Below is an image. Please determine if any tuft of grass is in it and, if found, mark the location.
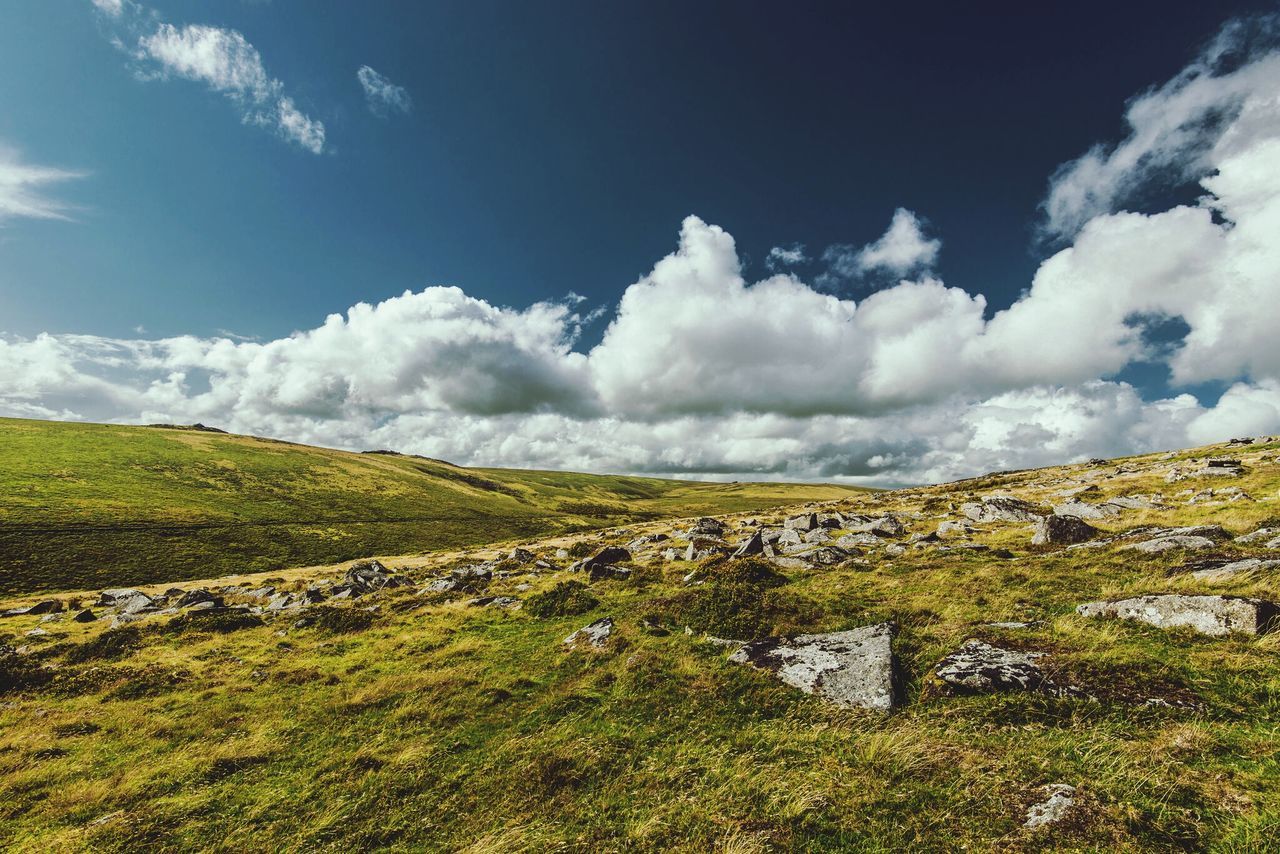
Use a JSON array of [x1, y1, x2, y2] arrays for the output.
[[63, 626, 143, 664], [298, 606, 376, 633]]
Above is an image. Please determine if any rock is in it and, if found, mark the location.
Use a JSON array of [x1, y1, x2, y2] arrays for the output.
[[345, 560, 404, 594], [933, 640, 1086, 698], [1235, 527, 1280, 545], [808, 546, 851, 565], [960, 496, 1046, 524], [1053, 500, 1121, 520], [573, 546, 632, 574], [783, 513, 819, 532], [1106, 495, 1161, 510], [1077, 594, 1279, 636], [563, 617, 613, 650], [802, 528, 831, 545], [1024, 784, 1078, 830], [776, 529, 804, 548], [508, 548, 536, 563], [176, 589, 218, 608], [846, 515, 906, 537], [884, 544, 907, 557], [1032, 514, 1099, 546], [732, 531, 765, 558], [836, 533, 882, 548], [421, 578, 458, 594], [2, 599, 65, 618], [662, 547, 684, 561], [72, 609, 97, 623], [1126, 535, 1215, 553], [588, 564, 632, 582], [688, 517, 726, 537], [729, 623, 901, 711], [1188, 558, 1280, 582], [467, 596, 519, 608], [97, 589, 150, 608], [936, 521, 973, 536]]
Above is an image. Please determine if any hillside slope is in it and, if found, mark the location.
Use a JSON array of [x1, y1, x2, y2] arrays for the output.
[[0, 418, 866, 595], [2, 436, 1280, 849]]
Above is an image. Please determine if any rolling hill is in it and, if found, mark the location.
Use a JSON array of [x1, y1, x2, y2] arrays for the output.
[[0, 417, 868, 595]]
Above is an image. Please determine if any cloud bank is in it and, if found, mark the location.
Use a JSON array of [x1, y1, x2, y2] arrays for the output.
[[9, 11, 1280, 483]]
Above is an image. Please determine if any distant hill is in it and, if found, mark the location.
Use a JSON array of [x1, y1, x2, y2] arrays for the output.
[[0, 417, 869, 594]]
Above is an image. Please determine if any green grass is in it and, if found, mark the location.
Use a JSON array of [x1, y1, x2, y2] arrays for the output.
[[3, 433, 1280, 849], [0, 417, 866, 595]]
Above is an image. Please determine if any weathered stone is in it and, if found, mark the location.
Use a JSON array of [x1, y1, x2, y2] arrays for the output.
[[176, 589, 218, 608], [1077, 594, 1279, 636], [1053, 500, 1121, 520], [933, 640, 1085, 698], [732, 531, 764, 558], [1024, 784, 1078, 830], [573, 546, 632, 574], [588, 564, 632, 582], [783, 513, 819, 532], [508, 548, 536, 563], [802, 528, 831, 545], [936, 521, 973, 536], [1188, 558, 1280, 582], [564, 617, 613, 649], [960, 496, 1046, 524], [467, 596, 520, 608], [1032, 514, 1099, 546], [688, 517, 726, 536], [72, 608, 97, 623], [1235, 527, 1280, 545], [1126, 535, 1215, 553], [729, 623, 901, 711], [345, 560, 404, 594]]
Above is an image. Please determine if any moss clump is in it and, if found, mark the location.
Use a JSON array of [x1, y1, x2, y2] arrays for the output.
[[64, 627, 143, 664], [299, 606, 376, 634], [642, 559, 819, 638], [524, 581, 599, 619], [567, 541, 595, 559], [164, 609, 264, 635]]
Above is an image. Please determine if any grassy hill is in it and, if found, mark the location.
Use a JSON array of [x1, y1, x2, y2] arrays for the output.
[[4, 433, 1280, 850], [0, 417, 867, 595]]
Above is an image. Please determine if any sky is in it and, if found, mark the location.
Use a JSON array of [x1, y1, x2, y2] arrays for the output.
[[2, 1, 1280, 485]]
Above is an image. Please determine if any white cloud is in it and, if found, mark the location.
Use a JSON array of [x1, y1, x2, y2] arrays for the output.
[[1041, 15, 1280, 240], [357, 66, 411, 116], [821, 208, 941, 284], [0, 145, 86, 223], [94, 3, 326, 154], [765, 243, 806, 271]]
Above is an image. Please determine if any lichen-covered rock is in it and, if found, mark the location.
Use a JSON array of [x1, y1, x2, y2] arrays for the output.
[[1077, 594, 1279, 636], [1187, 558, 1280, 582], [1126, 535, 1215, 553], [960, 496, 1046, 524], [563, 616, 613, 649], [729, 622, 901, 711], [933, 640, 1086, 698], [1024, 784, 1078, 829], [732, 531, 764, 558], [783, 513, 819, 532], [1032, 514, 1100, 545], [1053, 500, 1121, 520]]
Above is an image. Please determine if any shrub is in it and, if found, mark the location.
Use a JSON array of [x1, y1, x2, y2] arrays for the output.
[[567, 541, 595, 559], [641, 559, 820, 638], [524, 581, 599, 619]]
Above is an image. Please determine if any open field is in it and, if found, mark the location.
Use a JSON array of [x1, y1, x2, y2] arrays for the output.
[[0, 417, 866, 595], [2, 436, 1280, 849]]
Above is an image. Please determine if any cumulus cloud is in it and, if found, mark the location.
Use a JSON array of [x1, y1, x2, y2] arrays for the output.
[[11, 10, 1280, 483], [357, 66, 411, 116], [0, 144, 86, 223], [823, 208, 940, 281], [94, 3, 326, 153]]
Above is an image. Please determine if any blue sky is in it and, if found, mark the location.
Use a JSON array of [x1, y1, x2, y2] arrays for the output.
[[2, 1, 1280, 483]]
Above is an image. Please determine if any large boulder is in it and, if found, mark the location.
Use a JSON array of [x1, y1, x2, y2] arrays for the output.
[[1031, 514, 1099, 546], [933, 640, 1086, 698], [573, 546, 632, 574], [783, 513, 819, 532], [732, 531, 765, 558], [960, 497, 1046, 524], [729, 623, 901, 711], [1077, 594, 1279, 636]]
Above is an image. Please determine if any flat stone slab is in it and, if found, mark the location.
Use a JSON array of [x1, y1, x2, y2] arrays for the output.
[[564, 617, 613, 649], [1077, 594, 1279, 636], [1126, 535, 1216, 553], [1188, 558, 1280, 582], [933, 640, 1086, 698], [960, 496, 1046, 524], [1025, 784, 1078, 829], [729, 622, 901, 711]]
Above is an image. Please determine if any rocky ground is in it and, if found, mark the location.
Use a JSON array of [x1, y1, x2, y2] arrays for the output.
[[3, 436, 1280, 850]]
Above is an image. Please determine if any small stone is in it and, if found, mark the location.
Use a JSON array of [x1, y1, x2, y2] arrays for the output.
[[564, 617, 613, 650], [1024, 784, 1078, 830], [933, 640, 1086, 698]]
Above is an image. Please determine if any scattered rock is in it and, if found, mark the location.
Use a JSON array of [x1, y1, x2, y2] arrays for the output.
[[688, 517, 726, 537], [783, 513, 819, 532], [1053, 500, 1121, 520], [508, 548, 536, 563], [933, 640, 1086, 698], [1188, 558, 1280, 582], [732, 531, 765, 558], [72, 609, 97, 623], [1078, 594, 1279, 636], [1126, 535, 1216, 553], [729, 622, 901, 711], [563, 617, 613, 650], [468, 596, 520, 608], [1032, 514, 1099, 546]]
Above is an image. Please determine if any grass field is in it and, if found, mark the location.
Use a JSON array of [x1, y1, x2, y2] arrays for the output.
[[2, 438, 1280, 849], [0, 417, 867, 595]]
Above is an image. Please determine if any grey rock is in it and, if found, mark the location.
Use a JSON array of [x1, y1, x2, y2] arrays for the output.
[[564, 617, 613, 650], [1024, 784, 1078, 830], [688, 517, 726, 537], [1077, 594, 1279, 636], [732, 531, 765, 558], [729, 622, 901, 711], [1032, 514, 1100, 546], [573, 546, 632, 574], [176, 589, 218, 608], [1126, 535, 1215, 553], [960, 496, 1046, 524], [1235, 527, 1280, 545], [1189, 558, 1280, 582], [1106, 495, 1161, 510], [836, 533, 882, 548], [588, 564, 632, 582], [97, 589, 149, 608], [468, 596, 520, 608], [72, 609, 97, 623], [802, 528, 831, 545], [783, 513, 819, 532], [936, 521, 974, 536], [508, 548, 536, 563], [934, 640, 1086, 698], [1053, 500, 1121, 520]]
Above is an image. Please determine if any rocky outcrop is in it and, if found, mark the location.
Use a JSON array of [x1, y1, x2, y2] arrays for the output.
[[729, 622, 901, 711], [1077, 594, 1279, 636], [933, 640, 1086, 698], [960, 496, 1046, 524], [1031, 514, 1099, 545], [1024, 784, 1078, 830]]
